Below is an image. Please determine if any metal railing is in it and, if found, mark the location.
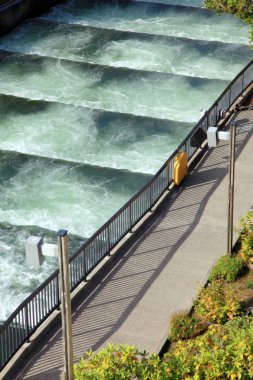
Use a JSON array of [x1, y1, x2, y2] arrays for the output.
[[1, 58, 253, 372]]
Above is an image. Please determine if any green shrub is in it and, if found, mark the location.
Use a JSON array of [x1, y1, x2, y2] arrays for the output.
[[225, 315, 253, 330], [247, 280, 253, 290], [163, 316, 253, 380], [194, 280, 241, 323], [169, 310, 207, 341], [74, 343, 163, 380], [74, 318, 253, 379], [208, 255, 246, 283], [237, 211, 253, 263]]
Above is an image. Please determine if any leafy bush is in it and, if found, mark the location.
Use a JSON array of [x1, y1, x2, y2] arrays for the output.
[[194, 280, 241, 323], [247, 280, 253, 290], [74, 317, 253, 379], [163, 316, 253, 380], [208, 255, 246, 283], [225, 315, 253, 330], [74, 343, 163, 380], [237, 211, 253, 263], [169, 310, 207, 341]]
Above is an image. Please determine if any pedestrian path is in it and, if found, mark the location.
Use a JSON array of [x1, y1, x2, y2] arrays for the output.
[[5, 108, 252, 380]]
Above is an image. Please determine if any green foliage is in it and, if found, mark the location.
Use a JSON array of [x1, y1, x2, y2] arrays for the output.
[[208, 255, 246, 283], [75, 318, 253, 379], [194, 280, 241, 323], [205, 0, 253, 22], [247, 280, 253, 289], [237, 211, 253, 263], [74, 343, 163, 380], [169, 310, 207, 341], [205, 0, 253, 46], [163, 317, 253, 380], [226, 315, 253, 330]]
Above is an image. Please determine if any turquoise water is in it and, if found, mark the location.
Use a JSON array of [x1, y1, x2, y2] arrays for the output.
[[0, 21, 250, 80], [0, 0, 251, 320], [0, 52, 228, 121], [43, 0, 250, 44], [0, 96, 192, 174]]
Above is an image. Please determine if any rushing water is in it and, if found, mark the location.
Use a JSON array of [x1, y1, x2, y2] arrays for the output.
[[43, 0, 250, 44], [0, 52, 229, 121], [0, 0, 251, 321], [0, 21, 250, 80]]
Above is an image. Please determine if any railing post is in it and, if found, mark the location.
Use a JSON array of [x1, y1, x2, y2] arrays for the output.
[[58, 230, 74, 380]]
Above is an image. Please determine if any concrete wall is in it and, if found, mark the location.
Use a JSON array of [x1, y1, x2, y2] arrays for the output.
[[0, 0, 63, 36]]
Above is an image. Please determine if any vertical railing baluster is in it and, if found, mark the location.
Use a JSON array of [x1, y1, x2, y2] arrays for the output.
[[25, 305, 29, 342], [56, 274, 60, 307]]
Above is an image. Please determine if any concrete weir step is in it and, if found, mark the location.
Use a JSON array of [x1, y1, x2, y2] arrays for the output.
[[3, 107, 253, 380]]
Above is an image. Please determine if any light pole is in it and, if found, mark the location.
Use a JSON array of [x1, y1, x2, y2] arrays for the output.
[[58, 229, 74, 380], [227, 120, 237, 256], [226, 103, 253, 255], [208, 104, 253, 256], [207, 117, 236, 257]]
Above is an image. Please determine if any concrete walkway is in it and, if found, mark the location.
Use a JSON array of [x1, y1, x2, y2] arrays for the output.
[[6, 109, 253, 380]]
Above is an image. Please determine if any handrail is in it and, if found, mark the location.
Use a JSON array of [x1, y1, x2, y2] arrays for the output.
[[1, 57, 253, 372]]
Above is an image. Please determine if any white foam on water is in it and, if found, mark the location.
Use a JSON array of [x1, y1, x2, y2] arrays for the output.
[[0, 22, 96, 56], [0, 23, 251, 81], [43, 1, 250, 45], [0, 101, 192, 174], [91, 40, 251, 81], [0, 56, 228, 122], [0, 154, 148, 238]]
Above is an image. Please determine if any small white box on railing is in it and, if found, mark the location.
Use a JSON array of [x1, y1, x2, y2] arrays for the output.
[[42, 243, 58, 257], [218, 131, 230, 141], [25, 236, 44, 268], [25, 237, 59, 267], [207, 126, 218, 147]]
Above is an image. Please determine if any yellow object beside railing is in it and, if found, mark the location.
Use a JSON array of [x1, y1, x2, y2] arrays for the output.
[[173, 151, 188, 185]]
